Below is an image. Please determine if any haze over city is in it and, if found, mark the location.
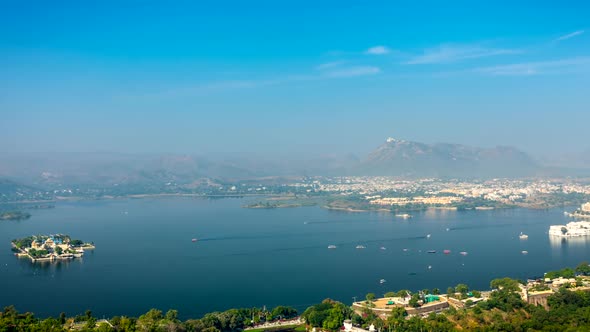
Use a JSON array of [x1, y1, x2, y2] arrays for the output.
[[4, 2, 590, 332]]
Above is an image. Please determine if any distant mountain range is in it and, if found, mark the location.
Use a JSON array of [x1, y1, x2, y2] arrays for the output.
[[354, 137, 540, 178], [0, 139, 589, 190]]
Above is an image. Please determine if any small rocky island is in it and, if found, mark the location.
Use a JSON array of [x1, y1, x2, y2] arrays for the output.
[[11, 234, 95, 262], [0, 211, 31, 221]]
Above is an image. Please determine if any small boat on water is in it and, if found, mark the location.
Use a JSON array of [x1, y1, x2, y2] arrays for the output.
[[191, 238, 197, 242], [402, 248, 409, 252], [521, 250, 529, 255], [427, 250, 436, 254], [380, 279, 386, 284], [426, 234, 431, 239], [380, 246, 386, 250], [459, 251, 468, 256], [443, 249, 451, 254], [356, 245, 366, 249], [328, 245, 337, 249], [428, 265, 432, 269], [519, 232, 529, 240], [446, 228, 450, 231]]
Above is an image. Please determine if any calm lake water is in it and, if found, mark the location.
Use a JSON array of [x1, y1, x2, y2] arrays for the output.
[[0, 198, 587, 319]]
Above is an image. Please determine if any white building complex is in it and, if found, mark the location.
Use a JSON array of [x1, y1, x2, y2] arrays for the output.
[[549, 221, 590, 237]]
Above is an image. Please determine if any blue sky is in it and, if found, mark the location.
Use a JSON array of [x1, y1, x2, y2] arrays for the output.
[[1, 1, 589, 157]]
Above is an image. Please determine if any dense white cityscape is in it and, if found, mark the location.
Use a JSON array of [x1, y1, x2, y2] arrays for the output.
[[290, 177, 590, 209]]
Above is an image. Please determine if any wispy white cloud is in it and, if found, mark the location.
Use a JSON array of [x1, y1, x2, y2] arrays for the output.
[[556, 30, 585, 41], [365, 45, 391, 55], [323, 66, 381, 78], [316, 60, 381, 78], [406, 44, 520, 64], [146, 64, 381, 99], [315, 61, 348, 70], [474, 57, 590, 76]]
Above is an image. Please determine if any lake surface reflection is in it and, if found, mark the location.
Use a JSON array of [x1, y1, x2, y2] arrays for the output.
[[0, 198, 585, 318]]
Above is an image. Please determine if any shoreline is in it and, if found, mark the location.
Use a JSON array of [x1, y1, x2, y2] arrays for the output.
[[0, 193, 282, 205], [0, 195, 579, 214]]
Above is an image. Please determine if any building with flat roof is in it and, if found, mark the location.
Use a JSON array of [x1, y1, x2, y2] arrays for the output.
[[352, 295, 450, 318]]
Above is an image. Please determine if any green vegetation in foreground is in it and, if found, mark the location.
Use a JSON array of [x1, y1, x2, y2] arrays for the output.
[[0, 305, 299, 332], [0, 210, 31, 221], [246, 324, 306, 332], [5, 287, 590, 331], [6, 263, 590, 331]]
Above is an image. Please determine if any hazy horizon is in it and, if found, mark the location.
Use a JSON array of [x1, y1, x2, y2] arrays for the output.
[[2, 1, 590, 158]]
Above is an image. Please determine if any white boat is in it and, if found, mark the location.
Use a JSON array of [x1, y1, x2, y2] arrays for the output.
[[426, 234, 431, 239], [380, 246, 386, 250], [328, 245, 337, 249], [428, 265, 432, 269], [446, 228, 450, 231], [521, 250, 528, 255], [459, 251, 468, 256], [380, 279, 386, 284], [356, 245, 366, 249], [519, 232, 528, 240], [395, 214, 412, 219], [402, 248, 408, 252]]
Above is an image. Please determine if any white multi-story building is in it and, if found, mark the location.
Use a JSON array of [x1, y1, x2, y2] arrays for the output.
[[549, 221, 590, 237], [582, 202, 590, 213]]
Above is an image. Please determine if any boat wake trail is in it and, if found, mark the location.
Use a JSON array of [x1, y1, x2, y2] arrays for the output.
[[198, 233, 309, 242], [448, 223, 511, 231]]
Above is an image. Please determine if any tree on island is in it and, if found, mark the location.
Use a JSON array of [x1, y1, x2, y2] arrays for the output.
[[576, 261, 590, 276], [302, 299, 350, 332], [270, 306, 298, 320], [409, 294, 421, 308], [446, 287, 455, 298], [365, 293, 376, 302], [490, 278, 520, 292], [165, 309, 178, 322], [386, 306, 407, 331], [455, 284, 469, 299], [545, 267, 576, 280]]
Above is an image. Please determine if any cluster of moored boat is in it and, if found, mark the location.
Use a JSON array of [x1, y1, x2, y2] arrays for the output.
[[327, 231, 530, 254], [327, 244, 468, 255]]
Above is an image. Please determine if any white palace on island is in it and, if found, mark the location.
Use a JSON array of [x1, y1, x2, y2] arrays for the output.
[[550, 202, 590, 237]]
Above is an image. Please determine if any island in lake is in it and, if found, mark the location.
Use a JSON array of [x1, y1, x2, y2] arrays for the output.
[[0, 210, 31, 221], [11, 234, 95, 262]]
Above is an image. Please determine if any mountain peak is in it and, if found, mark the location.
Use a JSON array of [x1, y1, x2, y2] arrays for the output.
[[358, 139, 538, 178], [385, 137, 405, 144]]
